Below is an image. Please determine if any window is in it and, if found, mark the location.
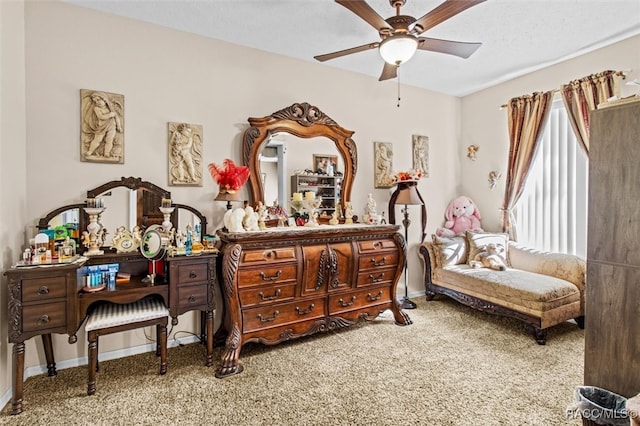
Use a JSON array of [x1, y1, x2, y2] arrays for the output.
[[514, 99, 588, 257]]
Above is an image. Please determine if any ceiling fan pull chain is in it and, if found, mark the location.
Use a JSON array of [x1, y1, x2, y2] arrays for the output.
[[397, 66, 401, 107]]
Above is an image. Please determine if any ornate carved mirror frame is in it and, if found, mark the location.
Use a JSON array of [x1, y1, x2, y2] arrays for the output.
[[242, 102, 358, 211]]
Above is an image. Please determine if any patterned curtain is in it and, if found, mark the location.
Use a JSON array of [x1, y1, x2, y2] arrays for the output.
[[560, 70, 620, 154], [502, 91, 554, 238]]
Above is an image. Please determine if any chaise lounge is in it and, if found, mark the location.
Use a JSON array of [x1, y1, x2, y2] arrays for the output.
[[419, 231, 586, 344]]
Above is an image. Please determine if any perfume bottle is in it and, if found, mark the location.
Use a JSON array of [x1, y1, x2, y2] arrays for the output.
[[185, 230, 192, 255]]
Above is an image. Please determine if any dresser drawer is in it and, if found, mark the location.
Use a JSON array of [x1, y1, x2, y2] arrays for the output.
[[22, 276, 66, 303], [239, 282, 297, 307], [357, 239, 396, 253], [22, 302, 66, 332], [356, 267, 396, 287], [242, 297, 325, 333], [328, 286, 391, 315], [177, 284, 208, 310], [358, 253, 399, 270], [237, 265, 297, 289], [175, 263, 209, 285], [240, 248, 296, 265]]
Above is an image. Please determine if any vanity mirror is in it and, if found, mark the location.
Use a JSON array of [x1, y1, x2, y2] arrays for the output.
[[243, 102, 357, 213], [37, 176, 207, 250]]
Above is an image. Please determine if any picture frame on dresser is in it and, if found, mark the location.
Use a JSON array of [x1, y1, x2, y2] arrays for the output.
[[313, 154, 338, 175]]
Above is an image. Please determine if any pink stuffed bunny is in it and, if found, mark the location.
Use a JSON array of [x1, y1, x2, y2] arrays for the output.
[[436, 196, 483, 237]]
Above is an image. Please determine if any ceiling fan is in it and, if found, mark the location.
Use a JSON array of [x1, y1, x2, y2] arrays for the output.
[[314, 0, 486, 81]]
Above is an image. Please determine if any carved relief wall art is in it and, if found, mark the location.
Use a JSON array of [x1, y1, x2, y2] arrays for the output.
[[412, 135, 429, 177], [80, 89, 124, 163], [374, 141, 394, 188], [168, 122, 203, 186]]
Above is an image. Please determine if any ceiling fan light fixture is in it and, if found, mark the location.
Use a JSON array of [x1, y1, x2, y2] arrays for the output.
[[379, 34, 418, 65]]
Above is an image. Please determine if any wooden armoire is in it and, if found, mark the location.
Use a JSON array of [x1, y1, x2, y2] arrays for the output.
[[585, 99, 640, 398]]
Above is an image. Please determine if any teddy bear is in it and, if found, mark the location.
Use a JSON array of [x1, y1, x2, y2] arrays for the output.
[[470, 243, 507, 271], [436, 196, 483, 237]]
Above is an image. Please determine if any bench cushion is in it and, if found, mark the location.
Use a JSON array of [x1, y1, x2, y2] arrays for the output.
[[86, 297, 169, 332]]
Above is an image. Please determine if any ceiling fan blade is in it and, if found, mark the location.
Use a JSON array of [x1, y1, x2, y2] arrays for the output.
[[417, 37, 482, 59], [314, 42, 379, 62], [379, 62, 398, 81], [336, 0, 393, 32], [412, 0, 486, 35]]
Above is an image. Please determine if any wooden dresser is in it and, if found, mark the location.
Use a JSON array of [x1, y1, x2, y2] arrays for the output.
[[216, 224, 412, 378]]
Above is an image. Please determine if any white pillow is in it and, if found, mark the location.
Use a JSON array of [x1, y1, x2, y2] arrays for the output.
[[431, 235, 467, 267], [466, 231, 510, 267]]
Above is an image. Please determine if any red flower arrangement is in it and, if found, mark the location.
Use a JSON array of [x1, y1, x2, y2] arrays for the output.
[[208, 159, 250, 193]]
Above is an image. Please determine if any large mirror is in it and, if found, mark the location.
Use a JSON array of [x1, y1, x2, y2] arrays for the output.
[[243, 102, 357, 213], [37, 177, 208, 250]]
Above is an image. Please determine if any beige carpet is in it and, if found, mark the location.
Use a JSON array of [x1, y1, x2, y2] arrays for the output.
[[1, 297, 584, 425]]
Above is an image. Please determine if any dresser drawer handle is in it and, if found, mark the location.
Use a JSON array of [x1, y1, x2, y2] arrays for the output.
[[367, 291, 384, 301], [295, 304, 315, 315], [369, 273, 385, 283], [259, 289, 281, 301], [189, 271, 198, 279], [37, 315, 50, 325], [257, 311, 279, 323], [259, 270, 282, 281], [373, 241, 383, 249], [338, 296, 356, 307], [37, 286, 50, 295], [370, 257, 386, 267], [188, 295, 197, 304]]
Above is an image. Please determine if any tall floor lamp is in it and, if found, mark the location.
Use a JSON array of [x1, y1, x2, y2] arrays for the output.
[[388, 180, 426, 310]]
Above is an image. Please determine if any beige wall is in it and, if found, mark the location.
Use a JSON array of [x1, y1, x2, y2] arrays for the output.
[[2, 0, 638, 408], [1, 0, 28, 410], [460, 35, 640, 231], [2, 0, 461, 402]]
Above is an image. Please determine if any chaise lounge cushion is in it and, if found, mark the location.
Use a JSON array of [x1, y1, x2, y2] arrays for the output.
[[433, 265, 581, 328]]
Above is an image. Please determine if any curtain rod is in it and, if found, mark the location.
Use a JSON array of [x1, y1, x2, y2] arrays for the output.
[[499, 70, 629, 109]]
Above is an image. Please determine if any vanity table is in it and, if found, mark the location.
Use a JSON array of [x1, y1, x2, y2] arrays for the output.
[[216, 103, 412, 378], [4, 177, 216, 415]]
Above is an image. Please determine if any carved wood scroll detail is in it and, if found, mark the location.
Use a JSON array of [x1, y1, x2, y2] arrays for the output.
[[316, 245, 340, 290], [222, 244, 242, 297], [271, 102, 338, 127], [8, 278, 22, 342]]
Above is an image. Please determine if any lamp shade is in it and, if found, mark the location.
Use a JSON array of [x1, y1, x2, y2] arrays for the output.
[[214, 187, 242, 202], [379, 34, 419, 65], [395, 185, 422, 206]]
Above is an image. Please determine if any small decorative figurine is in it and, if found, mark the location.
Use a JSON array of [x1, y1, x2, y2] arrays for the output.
[[363, 193, 380, 224], [329, 211, 339, 225], [256, 201, 268, 230], [344, 201, 354, 225], [243, 205, 260, 231], [467, 145, 479, 161], [488, 171, 502, 189]]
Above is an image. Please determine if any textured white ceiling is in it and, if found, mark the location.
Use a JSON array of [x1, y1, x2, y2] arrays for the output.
[[65, 0, 640, 97]]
